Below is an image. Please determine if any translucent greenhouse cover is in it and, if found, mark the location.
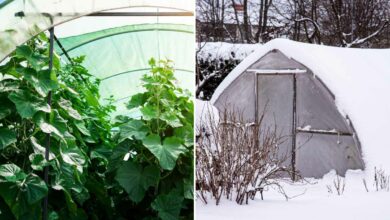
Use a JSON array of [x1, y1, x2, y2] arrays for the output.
[[0, 0, 195, 117], [0, 0, 194, 62], [55, 23, 194, 117]]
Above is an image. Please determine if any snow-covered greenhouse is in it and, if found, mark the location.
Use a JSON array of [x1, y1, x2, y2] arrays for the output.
[[0, 0, 194, 219], [211, 39, 390, 178]]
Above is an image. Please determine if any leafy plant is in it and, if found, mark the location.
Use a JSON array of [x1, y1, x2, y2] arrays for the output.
[[0, 33, 193, 220], [0, 33, 116, 219], [111, 58, 194, 219]]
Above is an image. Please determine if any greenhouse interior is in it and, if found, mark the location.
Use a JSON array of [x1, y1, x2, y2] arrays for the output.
[[0, 0, 195, 219]]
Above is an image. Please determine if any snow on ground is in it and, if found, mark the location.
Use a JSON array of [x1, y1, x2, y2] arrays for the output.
[[197, 39, 390, 219], [197, 42, 261, 61], [197, 170, 390, 220]]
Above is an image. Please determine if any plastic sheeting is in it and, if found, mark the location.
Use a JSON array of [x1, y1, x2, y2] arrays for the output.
[[0, 0, 194, 62], [55, 23, 194, 117], [296, 133, 364, 177], [257, 75, 293, 160], [296, 74, 350, 132]]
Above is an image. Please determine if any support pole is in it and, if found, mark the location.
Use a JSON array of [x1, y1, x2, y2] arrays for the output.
[[291, 74, 297, 181], [43, 27, 54, 220]]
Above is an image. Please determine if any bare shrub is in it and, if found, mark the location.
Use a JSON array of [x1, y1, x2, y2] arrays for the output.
[[374, 167, 390, 192], [196, 106, 297, 205], [326, 175, 345, 196]]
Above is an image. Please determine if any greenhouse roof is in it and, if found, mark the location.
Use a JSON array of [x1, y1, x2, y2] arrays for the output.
[[0, 0, 195, 117]]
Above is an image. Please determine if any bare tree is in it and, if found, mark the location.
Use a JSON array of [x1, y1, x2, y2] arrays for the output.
[[323, 0, 390, 47]]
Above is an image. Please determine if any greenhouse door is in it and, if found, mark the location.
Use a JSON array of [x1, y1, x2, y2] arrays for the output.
[[256, 74, 295, 172], [256, 71, 364, 179]]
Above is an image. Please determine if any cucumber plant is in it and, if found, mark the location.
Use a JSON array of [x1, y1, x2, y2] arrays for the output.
[[0, 34, 194, 220], [111, 58, 194, 220]]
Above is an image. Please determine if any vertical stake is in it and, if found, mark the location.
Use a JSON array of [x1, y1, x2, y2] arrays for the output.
[[43, 27, 54, 220], [291, 74, 297, 181]]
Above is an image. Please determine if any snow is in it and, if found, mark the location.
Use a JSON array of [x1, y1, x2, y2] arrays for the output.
[[210, 38, 390, 173], [196, 170, 390, 220], [197, 42, 261, 61], [195, 99, 219, 133]]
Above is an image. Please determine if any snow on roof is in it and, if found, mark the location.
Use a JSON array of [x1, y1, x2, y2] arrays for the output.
[[197, 42, 261, 60], [211, 38, 390, 172]]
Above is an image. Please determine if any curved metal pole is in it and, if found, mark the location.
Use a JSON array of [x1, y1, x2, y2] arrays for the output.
[[43, 27, 54, 220]]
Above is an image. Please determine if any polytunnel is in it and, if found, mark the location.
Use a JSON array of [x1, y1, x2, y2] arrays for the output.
[[0, 1, 195, 219], [0, 0, 195, 116]]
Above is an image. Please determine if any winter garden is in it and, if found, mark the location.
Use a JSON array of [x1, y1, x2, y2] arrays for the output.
[[0, 1, 195, 220], [196, 1, 390, 219]]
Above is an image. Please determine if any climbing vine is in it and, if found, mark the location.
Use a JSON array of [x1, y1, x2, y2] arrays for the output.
[[0, 34, 193, 220]]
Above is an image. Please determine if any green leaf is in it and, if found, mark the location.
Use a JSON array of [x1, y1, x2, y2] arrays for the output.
[[183, 178, 194, 199], [118, 120, 148, 142], [83, 89, 99, 107], [140, 105, 158, 120], [15, 45, 43, 70], [58, 98, 82, 120], [0, 164, 48, 218], [61, 145, 86, 169], [33, 112, 63, 139], [73, 120, 91, 136], [0, 79, 19, 92], [151, 190, 184, 220], [0, 128, 16, 150], [19, 68, 58, 97], [127, 93, 146, 109], [8, 90, 50, 118], [0, 163, 26, 182], [160, 112, 183, 128], [174, 125, 194, 147], [115, 161, 160, 203], [143, 135, 187, 170], [30, 137, 55, 160], [29, 154, 49, 171]]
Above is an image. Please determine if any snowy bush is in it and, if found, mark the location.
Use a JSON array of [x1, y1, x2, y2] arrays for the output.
[[196, 107, 296, 205]]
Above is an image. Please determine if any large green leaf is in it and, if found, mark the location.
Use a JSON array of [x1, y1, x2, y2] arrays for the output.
[[33, 112, 64, 139], [143, 135, 187, 170], [151, 190, 184, 220], [73, 120, 91, 137], [0, 164, 48, 219], [127, 93, 146, 109], [0, 128, 16, 150], [160, 112, 183, 128], [30, 137, 55, 160], [18, 67, 58, 97], [60, 144, 86, 171], [140, 105, 158, 120], [15, 45, 43, 70], [115, 161, 160, 203], [58, 98, 82, 120], [118, 120, 148, 142], [0, 79, 19, 93], [8, 90, 50, 118], [29, 153, 49, 171]]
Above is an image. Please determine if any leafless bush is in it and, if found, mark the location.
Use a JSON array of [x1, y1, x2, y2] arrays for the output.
[[327, 175, 345, 196], [374, 167, 390, 192], [196, 106, 297, 205]]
